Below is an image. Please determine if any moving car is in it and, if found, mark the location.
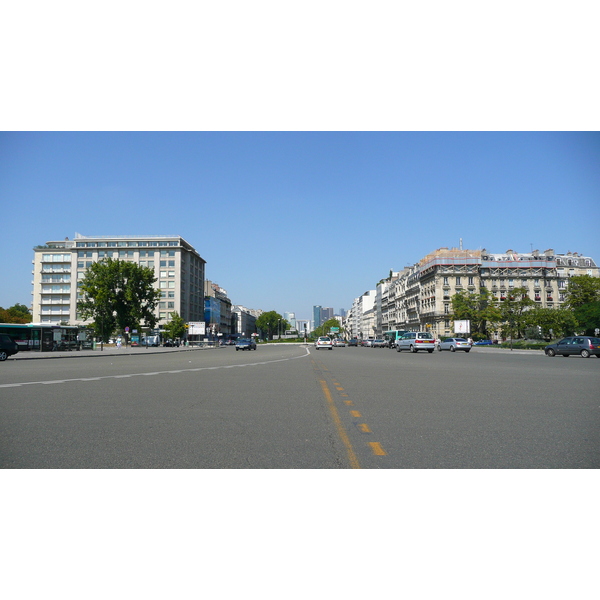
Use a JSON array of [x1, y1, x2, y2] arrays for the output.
[[437, 337, 472, 352], [236, 338, 257, 351], [333, 339, 346, 347], [544, 336, 600, 358], [371, 339, 387, 348], [396, 331, 436, 353], [348, 339, 359, 347], [315, 336, 333, 350], [473, 339, 493, 346], [0, 333, 19, 361]]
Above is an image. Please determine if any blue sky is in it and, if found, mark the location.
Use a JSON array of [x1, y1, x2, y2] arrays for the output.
[[1, 132, 599, 320]]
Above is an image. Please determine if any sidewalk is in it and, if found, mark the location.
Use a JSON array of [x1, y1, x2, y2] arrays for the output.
[[9, 344, 218, 360]]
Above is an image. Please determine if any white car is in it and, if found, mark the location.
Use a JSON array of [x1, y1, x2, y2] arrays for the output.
[[396, 331, 436, 353], [315, 336, 333, 350], [333, 339, 346, 347]]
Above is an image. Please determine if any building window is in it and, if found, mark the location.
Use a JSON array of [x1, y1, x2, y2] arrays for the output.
[[456, 277, 461, 285], [444, 303, 449, 314], [468, 276, 474, 285]]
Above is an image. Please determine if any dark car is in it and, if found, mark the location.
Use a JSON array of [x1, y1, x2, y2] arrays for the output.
[[0, 333, 19, 361], [544, 336, 600, 358], [348, 339, 359, 347], [473, 339, 493, 346], [236, 338, 257, 351]]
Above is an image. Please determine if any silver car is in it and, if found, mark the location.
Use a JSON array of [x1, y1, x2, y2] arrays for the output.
[[396, 331, 436, 353], [437, 337, 472, 352]]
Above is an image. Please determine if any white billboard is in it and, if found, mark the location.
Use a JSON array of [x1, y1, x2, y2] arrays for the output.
[[454, 320, 470, 334], [188, 321, 206, 335]]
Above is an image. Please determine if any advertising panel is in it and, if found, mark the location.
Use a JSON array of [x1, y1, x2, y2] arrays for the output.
[[454, 320, 470, 334], [188, 321, 206, 335]]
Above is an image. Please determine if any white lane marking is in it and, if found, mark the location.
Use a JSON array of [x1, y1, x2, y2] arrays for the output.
[[0, 347, 311, 389]]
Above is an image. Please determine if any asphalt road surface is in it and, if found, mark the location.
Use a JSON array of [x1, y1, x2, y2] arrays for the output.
[[1, 345, 598, 468]]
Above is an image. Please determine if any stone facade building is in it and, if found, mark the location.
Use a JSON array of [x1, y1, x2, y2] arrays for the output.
[[350, 247, 599, 339]]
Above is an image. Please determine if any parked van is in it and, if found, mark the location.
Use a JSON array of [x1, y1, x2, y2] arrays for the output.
[[396, 331, 436, 353]]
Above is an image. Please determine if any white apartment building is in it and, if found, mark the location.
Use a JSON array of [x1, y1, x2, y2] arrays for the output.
[[346, 290, 376, 339], [32, 234, 206, 327]]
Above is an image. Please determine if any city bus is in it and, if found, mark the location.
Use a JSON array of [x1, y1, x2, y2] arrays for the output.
[[383, 330, 409, 349], [0, 323, 82, 352]]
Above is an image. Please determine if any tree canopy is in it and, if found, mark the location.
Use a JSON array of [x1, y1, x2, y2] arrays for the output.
[[163, 311, 186, 340], [0, 303, 32, 324], [77, 258, 161, 341], [255, 311, 290, 340], [312, 318, 343, 339], [564, 275, 600, 309], [451, 289, 500, 336]]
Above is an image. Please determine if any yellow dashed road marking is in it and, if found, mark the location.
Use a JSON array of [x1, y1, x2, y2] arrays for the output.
[[369, 442, 387, 456], [319, 379, 361, 469]]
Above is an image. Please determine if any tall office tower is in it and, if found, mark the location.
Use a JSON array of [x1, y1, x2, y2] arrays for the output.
[[313, 305, 322, 328], [321, 307, 334, 322]]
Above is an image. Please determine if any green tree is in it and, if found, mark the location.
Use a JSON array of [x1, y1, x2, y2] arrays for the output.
[[523, 306, 578, 339], [563, 275, 600, 335], [313, 318, 342, 339], [0, 303, 32, 324], [451, 289, 501, 337], [498, 287, 535, 339], [255, 311, 289, 340], [573, 301, 600, 336], [163, 311, 186, 341], [78, 258, 161, 342], [564, 275, 600, 309]]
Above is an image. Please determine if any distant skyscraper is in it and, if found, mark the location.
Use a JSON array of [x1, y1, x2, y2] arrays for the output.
[[313, 305, 322, 328], [322, 307, 334, 322], [339, 308, 347, 318]]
